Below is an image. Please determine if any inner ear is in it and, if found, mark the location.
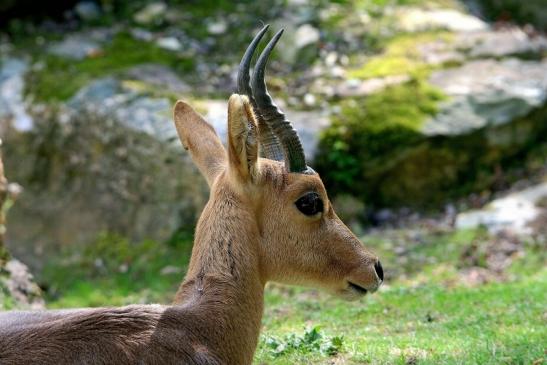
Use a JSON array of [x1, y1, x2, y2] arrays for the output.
[[227, 94, 259, 181]]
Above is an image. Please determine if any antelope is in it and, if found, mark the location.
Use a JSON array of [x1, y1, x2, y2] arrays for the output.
[[0, 25, 383, 365]]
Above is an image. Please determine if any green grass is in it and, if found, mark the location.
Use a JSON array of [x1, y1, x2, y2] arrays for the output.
[[39, 228, 546, 364], [25, 32, 194, 103], [348, 32, 455, 80], [42, 232, 193, 307]]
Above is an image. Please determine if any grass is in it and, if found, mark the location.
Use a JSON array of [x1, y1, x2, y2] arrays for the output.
[[38, 227, 546, 364], [25, 32, 194, 103], [348, 31, 455, 80]]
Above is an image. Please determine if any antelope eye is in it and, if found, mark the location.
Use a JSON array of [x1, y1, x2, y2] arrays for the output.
[[295, 192, 324, 216]]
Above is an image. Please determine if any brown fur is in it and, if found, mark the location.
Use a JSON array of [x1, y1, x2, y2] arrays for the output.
[[0, 95, 381, 364]]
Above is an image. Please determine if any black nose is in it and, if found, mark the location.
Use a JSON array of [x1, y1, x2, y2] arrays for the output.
[[374, 260, 384, 281]]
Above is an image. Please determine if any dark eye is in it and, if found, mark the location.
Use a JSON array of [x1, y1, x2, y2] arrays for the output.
[[295, 192, 324, 216]]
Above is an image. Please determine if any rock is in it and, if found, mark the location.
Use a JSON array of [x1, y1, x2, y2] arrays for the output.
[[68, 77, 177, 142], [456, 182, 547, 234], [0, 258, 45, 310], [5, 107, 207, 273], [156, 37, 182, 51], [397, 8, 488, 32], [74, 1, 101, 21], [207, 20, 228, 35], [334, 75, 410, 97], [48, 35, 102, 60], [124, 64, 190, 94], [0, 58, 33, 132], [134, 2, 167, 25], [295, 24, 320, 49], [303, 93, 316, 107], [456, 28, 547, 58], [423, 58, 547, 136], [130, 28, 154, 42]]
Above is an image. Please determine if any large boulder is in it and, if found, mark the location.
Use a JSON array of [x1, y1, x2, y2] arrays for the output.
[[316, 22, 547, 209]]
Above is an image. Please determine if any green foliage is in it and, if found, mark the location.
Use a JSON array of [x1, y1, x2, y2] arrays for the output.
[[264, 327, 344, 358], [42, 232, 193, 307], [474, 0, 546, 31], [25, 32, 194, 102]]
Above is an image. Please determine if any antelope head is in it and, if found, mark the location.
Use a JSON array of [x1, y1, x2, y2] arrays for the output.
[[174, 25, 383, 300]]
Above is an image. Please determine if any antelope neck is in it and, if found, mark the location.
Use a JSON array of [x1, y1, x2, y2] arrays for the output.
[[173, 188, 265, 364]]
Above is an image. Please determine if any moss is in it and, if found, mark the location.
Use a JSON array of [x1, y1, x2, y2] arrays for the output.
[[349, 31, 454, 80], [25, 32, 194, 102], [316, 94, 547, 209], [316, 78, 446, 194]]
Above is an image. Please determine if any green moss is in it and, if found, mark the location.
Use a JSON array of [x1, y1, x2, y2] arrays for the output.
[[349, 32, 454, 79], [316, 92, 547, 209], [316, 78, 446, 196], [25, 32, 194, 102]]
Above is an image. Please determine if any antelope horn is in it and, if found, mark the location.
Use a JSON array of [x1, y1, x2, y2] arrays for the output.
[[238, 25, 284, 162], [250, 29, 310, 174]]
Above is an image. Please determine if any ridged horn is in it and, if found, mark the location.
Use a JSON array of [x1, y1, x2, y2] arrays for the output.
[[238, 25, 284, 162], [250, 29, 309, 173]]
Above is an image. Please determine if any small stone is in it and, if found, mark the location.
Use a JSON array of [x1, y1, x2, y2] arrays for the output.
[[131, 28, 154, 42], [156, 37, 182, 51], [325, 51, 338, 67], [207, 20, 228, 35], [134, 2, 167, 25], [303, 93, 316, 107], [48, 35, 102, 60], [295, 24, 320, 49], [74, 1, 101, 21]]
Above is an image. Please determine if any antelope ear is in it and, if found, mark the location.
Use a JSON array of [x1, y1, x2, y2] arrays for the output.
[[173, 100, 227, 187], [227, 94, 259, 182]]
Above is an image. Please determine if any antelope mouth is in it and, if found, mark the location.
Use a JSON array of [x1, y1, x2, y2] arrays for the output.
[[347, 281, 368, 295]]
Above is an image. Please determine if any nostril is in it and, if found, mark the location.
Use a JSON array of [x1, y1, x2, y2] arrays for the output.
[[374, 261, 384, 281]]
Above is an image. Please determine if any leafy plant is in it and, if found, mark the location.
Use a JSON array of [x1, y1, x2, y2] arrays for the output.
[[264, 327, 344, 358]]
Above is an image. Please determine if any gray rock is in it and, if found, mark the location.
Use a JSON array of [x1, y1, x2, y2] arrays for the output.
[[334, 75, 410, 97], [156, 37, 182, 51], [0, 58, 33, 132], [295, 24, 320, 49], [48, 35, 102, 60], [207, 20, 228, 35], [423, 59, 547, 136], [74, 1, 101, 21], [134, 2, 167, 25], [396, 8, 488, 32], [68, 77, 177, 142], [124, 64, 190, 93], [457, 28, 547, 58], [456, 182, 547, 234], [1, 259, 45, 310]]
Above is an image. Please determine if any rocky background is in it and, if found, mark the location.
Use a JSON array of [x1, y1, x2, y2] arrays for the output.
[[0, 0, 545, 308]]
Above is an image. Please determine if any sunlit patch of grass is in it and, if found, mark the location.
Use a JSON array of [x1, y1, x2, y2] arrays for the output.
[[348, 31, 455, 80], [257, 272, 546, 364], [42, 232, 192, 308], [256, 228, 547, 364]]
